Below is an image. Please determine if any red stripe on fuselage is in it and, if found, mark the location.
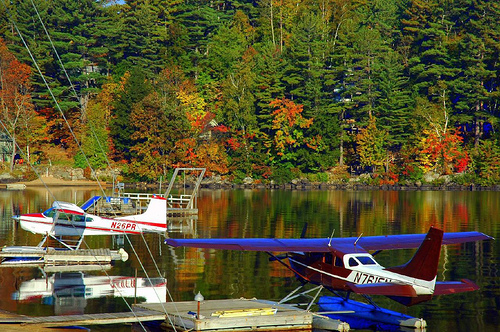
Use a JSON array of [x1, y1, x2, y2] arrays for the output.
[[22, 213, 45, 218], [58, 209, 84, 215], [103, 216, 166, 228]]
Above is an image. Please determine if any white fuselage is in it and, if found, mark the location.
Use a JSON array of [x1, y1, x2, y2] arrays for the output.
[[19, 213, 165, 236], [289, 253, 436, 296], [18, 197, 167, 236]]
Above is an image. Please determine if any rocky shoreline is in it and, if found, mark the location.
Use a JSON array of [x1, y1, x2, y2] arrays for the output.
[[1, 166, 499, 191], [125, 176, 500, 192]]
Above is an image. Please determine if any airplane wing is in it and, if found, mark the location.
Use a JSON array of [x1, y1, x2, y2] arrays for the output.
[[354, 231, 493, 251], [165, 229, 492, 253], [165, 238, 333, 252]]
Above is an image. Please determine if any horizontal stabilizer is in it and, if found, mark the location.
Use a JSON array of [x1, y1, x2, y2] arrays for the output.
[[347, 282, 417, 297], [434, 279, 479, 295]]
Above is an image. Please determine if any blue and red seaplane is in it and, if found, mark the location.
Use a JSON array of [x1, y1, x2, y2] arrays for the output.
[[165, 226, 492, 328]]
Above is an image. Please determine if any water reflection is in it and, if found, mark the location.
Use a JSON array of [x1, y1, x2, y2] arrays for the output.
[[0, 188, 497, 331], [13, 272, 167, 315]]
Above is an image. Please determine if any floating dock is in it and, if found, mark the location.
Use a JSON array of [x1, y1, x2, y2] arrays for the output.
[[139, 298, 349, 331], [0, 307, 166, 327], [140, 298, 312, 331], [0, 246, 128, 268], [0, 298, 350, 331]]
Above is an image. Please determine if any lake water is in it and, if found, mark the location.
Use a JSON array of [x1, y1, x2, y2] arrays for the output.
[[0, 187, 498, 331]]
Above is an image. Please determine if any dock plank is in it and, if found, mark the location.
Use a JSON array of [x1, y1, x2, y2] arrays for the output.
[[139, 298, 313, 331], [2, 309, 166, 327]]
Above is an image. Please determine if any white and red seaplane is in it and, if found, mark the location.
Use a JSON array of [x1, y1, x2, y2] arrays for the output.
[[14, 195, 167, 250]]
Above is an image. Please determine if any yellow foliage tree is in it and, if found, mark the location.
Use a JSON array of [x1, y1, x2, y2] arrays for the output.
[[356, 117, 388, 172]]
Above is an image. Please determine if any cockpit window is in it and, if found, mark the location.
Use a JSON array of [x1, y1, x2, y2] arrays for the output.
[[348, 258, 359, 267], [356, 256, 377, 265], [73, 215, 86, 222], [56, 212, 72, 222], [43, 207, 56, 218], [334, 256, 344, 267]]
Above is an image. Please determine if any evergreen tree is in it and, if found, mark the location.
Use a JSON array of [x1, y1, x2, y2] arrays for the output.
[[5, 0, 109, 153], [119, 0, 164, 75], [450, 0, 500, 148], [94, 2, 128, 76], [4, 0, 53, 107], [281, 8, 338, 171], [377, 50, 412, 147], [403, 0, 457, 110], [206, 11, 254, 81], [254, 42, 286, 134], [110, 67, 151, 161], [173, 0, 234, 79]]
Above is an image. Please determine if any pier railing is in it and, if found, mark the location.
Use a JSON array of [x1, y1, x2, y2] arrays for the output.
[[116, 168, 206, 216]]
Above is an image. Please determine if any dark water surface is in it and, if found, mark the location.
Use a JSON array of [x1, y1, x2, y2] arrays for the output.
[[0, 188, 498, 331]]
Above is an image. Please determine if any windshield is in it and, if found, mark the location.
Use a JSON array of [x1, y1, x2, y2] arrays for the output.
[[42, 207, 56, 218], [356, 255, 377, 265]]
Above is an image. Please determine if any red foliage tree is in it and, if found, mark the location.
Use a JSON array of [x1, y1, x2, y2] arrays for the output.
[[419, 129, 470, 174], [0, 38, 37, 170]]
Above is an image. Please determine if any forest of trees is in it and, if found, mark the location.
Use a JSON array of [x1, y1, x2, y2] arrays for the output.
[[0, 0, 499, 185]]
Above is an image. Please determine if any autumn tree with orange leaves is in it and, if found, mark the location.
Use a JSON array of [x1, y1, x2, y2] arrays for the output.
[[170, 81, 229, 176], [0, 38, 41, 170], [417, 129, 470, 174], [267, 98, 319, 165]]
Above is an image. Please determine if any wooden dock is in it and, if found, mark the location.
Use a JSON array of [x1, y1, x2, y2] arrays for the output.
[[0, 298, 350, 331], [139, 298, 311, 331], [0, 307, 165, 326], [139, 298, 349, 331]]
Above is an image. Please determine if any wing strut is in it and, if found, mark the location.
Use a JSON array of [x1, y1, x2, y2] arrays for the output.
[[306, 285, 324, 311], [36, 232, 84, 250], [279, 284, 324, 305]]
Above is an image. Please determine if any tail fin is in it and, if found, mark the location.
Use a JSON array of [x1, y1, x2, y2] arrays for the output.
[[115, 196, 167, 226], [387, 227, 443, 281]]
